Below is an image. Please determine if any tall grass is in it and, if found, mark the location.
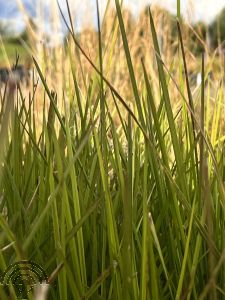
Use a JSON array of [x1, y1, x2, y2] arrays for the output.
[[0, 1, 225, 299]]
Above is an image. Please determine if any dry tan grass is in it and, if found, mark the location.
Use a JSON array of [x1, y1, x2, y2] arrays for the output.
[[3, 4, 224, 131]]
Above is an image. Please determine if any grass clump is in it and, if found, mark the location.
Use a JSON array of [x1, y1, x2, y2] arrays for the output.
[[0, 1, 225, 299]]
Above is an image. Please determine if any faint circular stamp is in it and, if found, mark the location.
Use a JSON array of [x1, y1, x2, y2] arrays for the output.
[[0, 260, 49, 299]]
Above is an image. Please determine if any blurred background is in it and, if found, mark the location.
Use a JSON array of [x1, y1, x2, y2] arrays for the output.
[[0, 0, 225, 66], [0, 0, 225, 113]]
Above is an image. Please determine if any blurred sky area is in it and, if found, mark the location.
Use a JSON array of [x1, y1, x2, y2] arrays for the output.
[[0, 0, 225, 36]]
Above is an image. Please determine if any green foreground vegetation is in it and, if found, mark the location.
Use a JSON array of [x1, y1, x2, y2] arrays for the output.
[[0, 1, 225, 299]]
